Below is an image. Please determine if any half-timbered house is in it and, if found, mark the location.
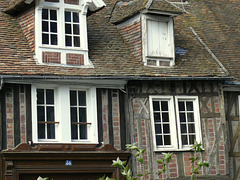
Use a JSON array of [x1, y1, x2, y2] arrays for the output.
[[0, 0, 239, 179]]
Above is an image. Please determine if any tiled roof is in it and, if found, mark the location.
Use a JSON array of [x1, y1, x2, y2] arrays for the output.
[[0, 0, 239, 79]]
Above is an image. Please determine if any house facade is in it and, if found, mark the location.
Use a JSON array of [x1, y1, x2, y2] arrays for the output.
[[0, 0, 239, 179]]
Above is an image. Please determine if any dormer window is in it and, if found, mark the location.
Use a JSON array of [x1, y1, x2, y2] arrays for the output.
[[142, 14, 175, 67], [35, 0, 105, 66]]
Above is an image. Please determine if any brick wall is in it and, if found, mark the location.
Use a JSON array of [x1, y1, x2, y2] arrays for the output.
[[18, 7, 35, 52], [127, 81, 229, 179], [118, 18, 142, 63], [42, 52, 61, 64], [66, 53, 84, 65], [6, 86, 14, 149]]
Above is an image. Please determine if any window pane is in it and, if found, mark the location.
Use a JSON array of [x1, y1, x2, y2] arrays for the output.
[[71, 124, 78, 139], [71, 107, 77, 122], [42, 9, 48, 19], [163, 124, 170, 133], [65, 11, 71, 22], [156, 135, 163, 146], [65, 36, 72, 46], [37, 106, 45, 122], [181, 124, 187, 133], [186, 101, 193, 111], [51, 34, 58, 45], [179, 113, 186, 122], [178, 101, 185, 111], [78, 91, 86, 106], [187, 113, 194, 122], [46, 89, 54, 104], [47, 124, 55, 139], [153, 101, 160, 111], [38, 124, 45, 139], [155, 124, 162, 134], [188, 124, 195, 133], [189, 135, 195, 145], [65, 24, 71, 34], [161, 101, 168, 111], [181, 135, 188, 145], [74, 37, 80, 47], [42, 33, 49, 44], [79, 108, 86, 122], [80, 124, 87, 139], [73, 24, 79, 35], [164, 135, 171, 145], [47, 106, 54, 122], [42, 21, 48, 32], [50, 9, 57, 20], [50, 22, 57, 33], [70, 91, 77, 106], [37, 89, 44, 104], [154, 113, 161, 122], [73, 12, 79, 22], [162, 113, 169, 122]]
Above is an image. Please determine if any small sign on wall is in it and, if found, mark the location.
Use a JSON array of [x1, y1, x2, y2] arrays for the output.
[[65, 160, 72, 166]]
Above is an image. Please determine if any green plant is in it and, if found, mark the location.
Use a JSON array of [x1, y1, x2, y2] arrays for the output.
[[37, 177, 49, 180], [157, 152, 173, 180], [189, 141, 209, 180]]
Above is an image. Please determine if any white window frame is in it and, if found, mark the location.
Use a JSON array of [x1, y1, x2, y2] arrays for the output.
[[149, 95, 202, 151], [35, 0, 90, 65], [32, 84, 98, 144], [142, 14, 175, 67]]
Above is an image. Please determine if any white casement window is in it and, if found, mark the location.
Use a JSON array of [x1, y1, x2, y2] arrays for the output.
[[142, 14, 175, 67], [149, 96, 202, 151], [32, 85, 98, 144]]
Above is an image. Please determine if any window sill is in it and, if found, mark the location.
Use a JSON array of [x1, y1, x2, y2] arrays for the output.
[[35, 61, 94, 68]]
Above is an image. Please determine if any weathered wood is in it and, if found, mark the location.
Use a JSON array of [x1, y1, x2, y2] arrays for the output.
[[13, 85, 20, 147], [119, 90, 126, 150], [97, 88, 103, 145], [108, 90, 114, 146], [25, 84, 32, 143], [1, 86, 6, 150]]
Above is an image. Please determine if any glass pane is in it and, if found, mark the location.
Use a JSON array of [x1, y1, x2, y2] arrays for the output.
[[154, 113, 161, 122], [186, 101, 193, 111], [80, 124, 87, 139], [70, 91, 77, 106], [164, 135, 171, 145], [47, 124, 55, 139], [179, 113, 186, 122], [65, 36, 72, 46], [156, 135, 163, 146], [78, 91, 86, 106], [42, 33, 49, 44], [188, 124, 195, 133], [46, 89, 54, 104], [65, 24, 71, 34], [37, 106, 45, 122], [178, 101, 185, 111], [65, 11, 71, 22], [73, 12, 79, 22], [162, 113, 169, 122], [161, 101, 168, 111], [47, 106, 54, 122], [187, 113, 194, 122], [181, 135, 188, 145], [74, 36, 80, 47], [73, 24, 79, 35], [37, 89, 44, 104], [181, 124, 187, 133], [189, 135, 195, 145], [51, 34, 58, 45], [70, 107, 77, 122], [155, 124, 162, 134], [153, 101, 160, 111], [42, 21, 48, 32], [50, 9, 57, 20], [79, 108, 86, 122], [38, 123, 45, 139], [71, 124, 78, 139], [42, 9, 48, 20], [163, 124, 170, 133], [50, 22, 57, 33]]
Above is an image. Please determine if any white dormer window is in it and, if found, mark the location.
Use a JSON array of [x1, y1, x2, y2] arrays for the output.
[[142, 14, 175, 67], [35, 0, 105, 66]]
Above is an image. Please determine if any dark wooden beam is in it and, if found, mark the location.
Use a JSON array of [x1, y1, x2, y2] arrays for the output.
[[13, 85, 20, 147], [1, 86, 6, 150], [108, 90, 114, 146], [97, 89, 103, 145], [119, 90, 126, 150], [25, 84, 32, 143]]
